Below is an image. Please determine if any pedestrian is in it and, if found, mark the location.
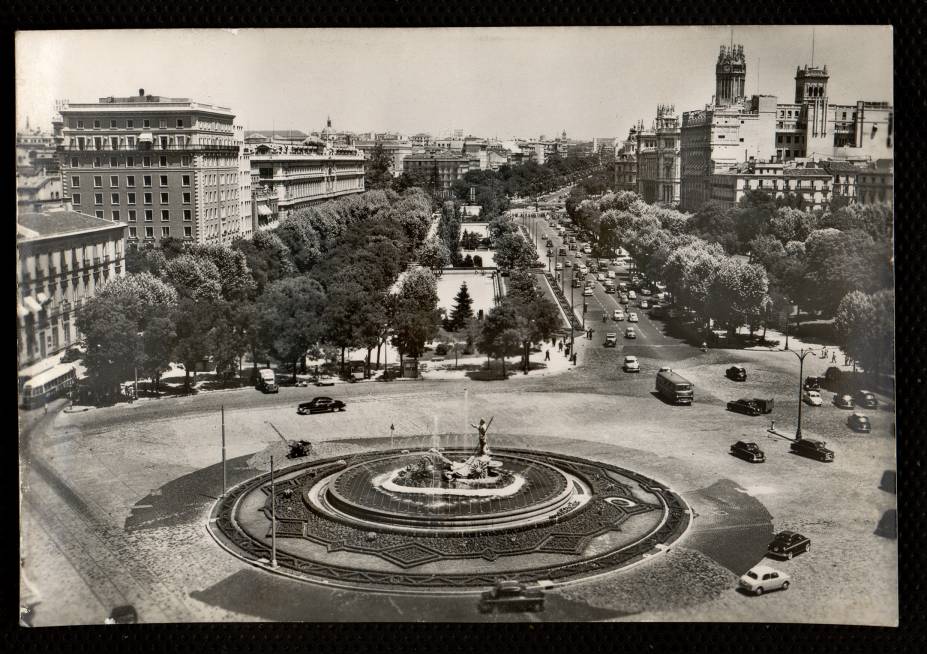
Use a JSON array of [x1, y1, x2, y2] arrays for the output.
[[832, 351, 837, 363], [558, 340, 563, 352], [571, 352, 577, 365], [771, 420, 776, 433], [844, 355, 849, 366], [43, 403, 47, 416], [545, 350, 550, 362]]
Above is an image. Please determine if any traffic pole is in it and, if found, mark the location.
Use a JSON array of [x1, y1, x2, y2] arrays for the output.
[[270, 455, 278, 568], [221, 405, 227, 497]]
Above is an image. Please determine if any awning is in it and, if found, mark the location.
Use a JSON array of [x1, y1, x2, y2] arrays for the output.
[[138, 132, 154, 142], [23, 296, 42, 315], [257, 205, 272, 216]]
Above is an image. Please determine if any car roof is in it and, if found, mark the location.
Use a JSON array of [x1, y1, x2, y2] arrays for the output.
[[747, 564, 779, 575], [311, 396, 332, 401], [851, 412, 869, 419]]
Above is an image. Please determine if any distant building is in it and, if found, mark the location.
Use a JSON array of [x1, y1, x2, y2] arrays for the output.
[[613, 127, 639, 193], [244, 130, 308, 145], [402, 151, 470, 200], [354, 137, 413, 177], [855, 159, 893, 205], [17, 209, 126, 373], [57, 89, 245, 248], [816, 160, 860, 204], [410, 133, 432, 148], [16, 120, 59, 175], [710, 161, 833, 211], [637, 105, 682, 205], [251, 185, 280, 232], [17, 172, 64, 212]]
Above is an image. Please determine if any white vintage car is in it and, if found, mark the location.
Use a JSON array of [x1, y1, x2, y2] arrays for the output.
[[739, 565, 791, 596]]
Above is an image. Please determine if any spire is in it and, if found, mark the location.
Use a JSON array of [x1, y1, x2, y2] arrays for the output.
[[811, 27, 815, 67], [26, 115, 30, 130]]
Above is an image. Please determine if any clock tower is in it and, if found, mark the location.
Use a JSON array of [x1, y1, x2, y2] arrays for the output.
[[715, 44, 746, 107]]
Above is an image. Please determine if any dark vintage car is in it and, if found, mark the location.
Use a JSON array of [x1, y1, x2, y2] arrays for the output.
[[297, 397, 346, 414], [727, 398, 762, 416], [847, 413, 872, 433], [767, 531, 811, 560], [790, 438, 834, 462], [108, 605, 139, 624], [833, 394, 855, 409], [478, 581, 545, 614], [726, 366, 747, 381], [803, 376, 825, 391], [854, 390, 879, 408], [730, 440, 766, 463]]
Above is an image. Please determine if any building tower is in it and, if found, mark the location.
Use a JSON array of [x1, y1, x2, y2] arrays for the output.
[[715, 44, 747, 106], [795, 64, 830, 146]]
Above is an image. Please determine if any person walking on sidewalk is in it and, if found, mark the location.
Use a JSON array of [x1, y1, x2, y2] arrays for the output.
[[832, 351, 837, 363], [545, 350, 550, 362]]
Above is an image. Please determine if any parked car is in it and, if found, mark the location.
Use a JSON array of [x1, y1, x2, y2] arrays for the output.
[[623, 355, 640, 372], [730, 440, 766, 463], [767, 531, 811, 559], [854, 390, 879, 408], [727, 398, 762, 416], [628, 291, 637, 300], [847, 412, 872, 433], [297, 397, 346, 414], [625, 328, 637, 339], [628, 312, 639, 322], [739, 565, 791, 595], [613, 309, 625, 321], [108, 605, 139, 624], [726, 366, 747, 381], [478, 581, 545, 614], [802, 389, 823, 406], [596, 273, 605, 282], [564, 260, 573, 267], [790, 438, 834, 462], [607, 270, 616, 279], [833, 394, 855, 409], [604, 333, 618, 347]]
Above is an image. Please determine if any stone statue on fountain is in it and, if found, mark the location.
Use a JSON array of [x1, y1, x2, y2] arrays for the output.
[[424, 416, 502, 481]]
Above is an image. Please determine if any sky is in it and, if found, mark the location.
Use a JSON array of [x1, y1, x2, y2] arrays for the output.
[[16, 26, 892, 141]]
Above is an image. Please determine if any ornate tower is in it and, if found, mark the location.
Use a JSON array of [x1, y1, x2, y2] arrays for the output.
[[715, 44, 747, 106], [795, 64, 830, 147], [794, 65, 829, 104]]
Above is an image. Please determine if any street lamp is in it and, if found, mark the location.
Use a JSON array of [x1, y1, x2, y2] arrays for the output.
[[786, 347, 818, 440]]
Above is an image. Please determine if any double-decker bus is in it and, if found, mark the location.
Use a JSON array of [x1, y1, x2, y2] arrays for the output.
[[656, 368, 694, 405]]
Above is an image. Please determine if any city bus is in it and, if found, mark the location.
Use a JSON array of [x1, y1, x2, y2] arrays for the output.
[[20, 363, 77, 409], [655, 369, 694, 405]]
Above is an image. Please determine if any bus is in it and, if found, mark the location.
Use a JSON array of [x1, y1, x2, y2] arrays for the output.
[[20, 364, 77, 409], [656, 369, 694, 405]]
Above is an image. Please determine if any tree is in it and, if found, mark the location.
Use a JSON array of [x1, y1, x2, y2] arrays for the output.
[[493, 232, 537, 273], [322, 280, 368, 376], [232, 230, 297, 296], [141, 315, 176, 394], [834, 290, 894, 379], [476, 300, 523, 377], [708, 258, 769, 336], [162, 254, 223, 302], [364, 142, 394, 190], [447, 282, 474, 331], [257, 276, 327, 382], [418, 237, 451, 276], [392, 268, 440, 375], [172, 298, 214, 391]]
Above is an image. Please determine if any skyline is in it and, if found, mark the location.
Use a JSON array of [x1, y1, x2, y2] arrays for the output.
[[16, 26, 892, 141]]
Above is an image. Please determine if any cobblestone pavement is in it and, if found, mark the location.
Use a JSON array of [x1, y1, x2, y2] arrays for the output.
[[19, 332, 896, 624]]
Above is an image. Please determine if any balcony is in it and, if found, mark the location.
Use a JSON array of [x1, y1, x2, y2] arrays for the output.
[[58, 143, 239, 154]]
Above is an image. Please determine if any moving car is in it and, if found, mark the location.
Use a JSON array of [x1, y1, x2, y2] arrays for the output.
[[854, 390, 879, 408], [833, 394, 855, 409], [628, 290, 637, 300], [730, 440, 766, 463], [604, 332, 618, 347], [767, 531, 811, 559], [727, 398, 762, 416], [619, 295, 629, 304], [607, 270, 616, 279], [564, 260, 573, 267], [790, 438, 834, 462], [256, 368, 279, 393], [297, 396, 346, 414], [640, 300, 649, 309], [640, 288, 652, 296], [624, 328, 637, 339], [584, 245, 592, 254], [478, 581, 545, 614], [596, 273, 606, 282], [583, 288, 593, 296], [613, 309, 625, 321], [628, 312, 639, 322], [604, 282, 615, 294], [656, 369, 694, 405], [622, 355, 640, 372], [739, 565, 791, 596], [554, 263, 563, 271], [802, 389, 823, 406], [847, 412, 872, 433], [725, 366, 747, 381]]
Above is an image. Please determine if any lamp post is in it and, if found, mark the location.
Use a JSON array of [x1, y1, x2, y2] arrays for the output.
[[570, 283, 575, 351], [786, 347, 817, 440], [269, 454, 278, 568]]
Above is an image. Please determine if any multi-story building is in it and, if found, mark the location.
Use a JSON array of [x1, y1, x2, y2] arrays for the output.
[[57, 89, 244, 248], [17, 172, 63, 212], [249, 139, 366, 220], [636, 105, 682, 205], [856, 160, 893, 205], [16, 119, 59, 175], [710, 161, 833, 211], [613, 127, 639, 193], [402, 151, 470, 199], [816, 160, 859, 205], [251, 185, 280, 232], [354, 137, 413, 177], [17, 209, 126, 375], [410, 133, 432, 148], [235, 125, 253, 241]]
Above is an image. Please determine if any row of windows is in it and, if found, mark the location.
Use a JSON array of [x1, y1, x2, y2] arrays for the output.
[[71, 118, 186, 129], [68, 155, 192, 168], [86, 208, 193, 222], [73, 191, 192, 205], [76, 174, 192, 188], [128, 225, 192, 239]]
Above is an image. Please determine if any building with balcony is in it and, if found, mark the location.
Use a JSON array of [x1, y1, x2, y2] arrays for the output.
[[636, 105, 682, 205], [57, 89, 246, 248], [855, 159, 893, 205], [249, 139, 366, 220], [410, 133, 432, 148], [402, 151, 470, 200], [613, 127, 639, 193], [17, 119, 60, 175], [17, 209, 126, 376], [709, 161, 833, 211], [17, 172, 64, 212]]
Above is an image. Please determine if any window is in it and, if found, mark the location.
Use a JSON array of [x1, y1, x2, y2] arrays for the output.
[[94, 210, 104, 219], [181, 156, 191, 166], [159, 119, 167, 129], [160, 175, 168, 186], [183, 209, 192, 221], [161, 210, 170, 221], [77, 120, 84, 129], [161, 226, 170, 237], [143, 156, 151, 167], [72, 193, 81, 205], [160, 192, 169, 203], [176, 119, 184, 128], [110, 175, 119, 187], [144, 210, 153, 222], [184, 225, 192, 237], [94, 193, 103, 205], [159, 156, 167, 167], [127, 175, 135, 187], [110, 119, 118, 129], [143, 119, 150, 128], [110, 156, 118, 167], [145, 226, 154, 238], [183, 192, 191, 203], [111, 193, 120, 204], [93, 157, 101, 168], [70, 157, 79, 167], [127, 119, 134, 128], [127, 156, 135, 167], [182, 174, 190, 186], [112, 210, 120, 222], [144, 192, 153, 204], [93, 120, 101, 128], [127, 192, 136, 205], [143, 175, 152, 187], [128, 210, 137, 222], [71, 176, 80, 188], [129, 227, 137, 238], [93, 175, 102, 188]]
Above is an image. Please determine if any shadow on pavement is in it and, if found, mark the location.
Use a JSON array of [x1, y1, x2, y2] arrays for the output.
[[879, 470, 896, 494], [189, 568, 629, 622], [875, 509, 897, 539]]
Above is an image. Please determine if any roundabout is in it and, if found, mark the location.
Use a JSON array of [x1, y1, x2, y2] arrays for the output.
[[208, 440, 692, 592]]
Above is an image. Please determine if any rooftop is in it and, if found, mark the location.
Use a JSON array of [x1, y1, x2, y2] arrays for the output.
[[17, 210, 123, 239]]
